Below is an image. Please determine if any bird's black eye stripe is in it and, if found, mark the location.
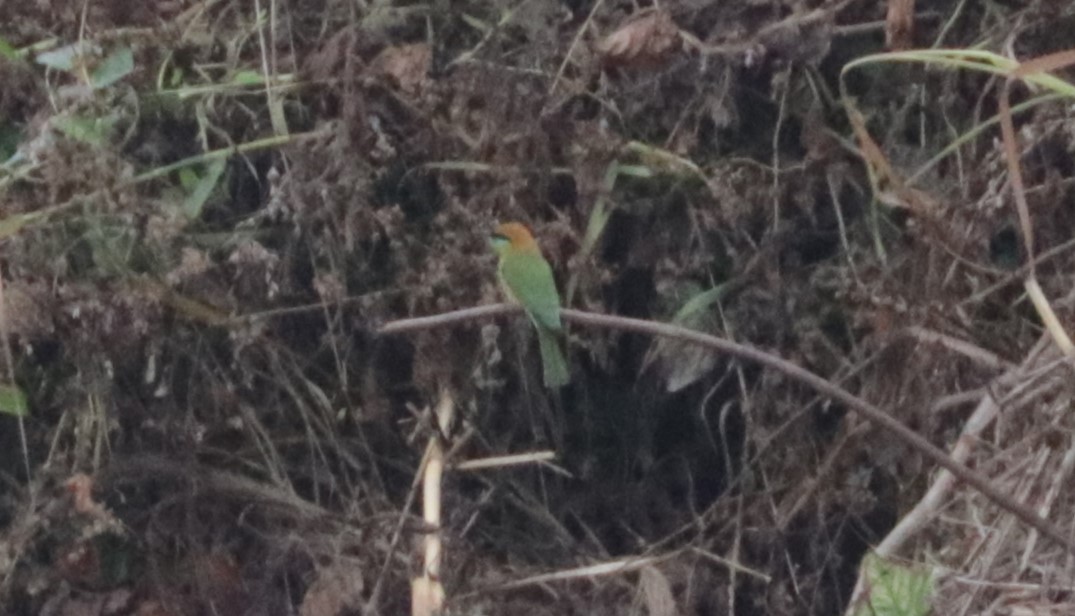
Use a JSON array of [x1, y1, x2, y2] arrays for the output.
[[491, 232, 508, 241]]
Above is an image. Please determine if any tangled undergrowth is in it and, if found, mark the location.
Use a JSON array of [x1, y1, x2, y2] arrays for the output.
[[1, 1, 1075, 615]]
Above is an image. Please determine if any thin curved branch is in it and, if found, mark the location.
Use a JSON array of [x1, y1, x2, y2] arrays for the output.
[[378, 304, 516, 335], [377, 304, 1075, 555]]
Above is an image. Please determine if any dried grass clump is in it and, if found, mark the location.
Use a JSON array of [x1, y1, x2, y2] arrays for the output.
[[928, 342, 1075, 614]]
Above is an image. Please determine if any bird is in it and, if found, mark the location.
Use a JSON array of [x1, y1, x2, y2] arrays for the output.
[[489, 222, 570, 388]]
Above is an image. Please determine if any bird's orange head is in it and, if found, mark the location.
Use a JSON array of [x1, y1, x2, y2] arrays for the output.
[[490, 222, 540, 257]]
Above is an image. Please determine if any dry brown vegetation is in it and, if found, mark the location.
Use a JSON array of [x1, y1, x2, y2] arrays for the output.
[[1, 1, 1075, 615]]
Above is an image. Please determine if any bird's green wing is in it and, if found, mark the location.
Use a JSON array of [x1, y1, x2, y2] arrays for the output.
[[498, 252, 562, 331]]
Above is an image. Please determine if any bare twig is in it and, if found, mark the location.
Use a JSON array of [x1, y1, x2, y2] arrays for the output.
[[378, 304, 515, 335], [472, 553, 672, 593], [903, 326, 1016, 372], [547, 0, 604, 100], [378, 304, 1075, 555], [453, 451, 557, 472]]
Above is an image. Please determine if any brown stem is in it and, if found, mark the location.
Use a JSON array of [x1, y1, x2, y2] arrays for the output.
[[378, 304, 1075, 555]]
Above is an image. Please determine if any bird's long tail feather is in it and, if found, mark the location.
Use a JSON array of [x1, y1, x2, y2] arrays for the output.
[[535, 325, 569, 388]]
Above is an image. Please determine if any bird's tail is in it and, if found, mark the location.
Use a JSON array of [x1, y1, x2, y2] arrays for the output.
[[535, 325, 570, 388]]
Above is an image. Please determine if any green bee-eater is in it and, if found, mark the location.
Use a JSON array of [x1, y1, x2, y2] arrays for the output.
[[490, 222, 570, 388]]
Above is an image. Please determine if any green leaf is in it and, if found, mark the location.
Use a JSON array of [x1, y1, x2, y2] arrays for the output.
[[855, 553, 933, 616], [614, 164, 654, 179], [0, 384, 28, 417], [0, 122, 22, 162], [181, 158, 226, 220], [460, 13, 492, 34], [625, 140, 703, 178], [178, 167, 199, 191], [36, 42, 95, 71], [91, 46, 133, 89], [231, 70, 263, 85], [167, 65, 185, 88], [646, 282, 728, 392], [670, 283, 730, 325], [0, 37, 18, 61], [53, 114, 118, 147], [0, 212, 42, 239]]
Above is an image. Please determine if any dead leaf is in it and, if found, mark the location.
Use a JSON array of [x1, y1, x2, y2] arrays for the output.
[[55, 539, 101, 587], [847, 107, 935, 215], [370, 43, 431, 96], [652, 339, 717, 393], [885, 0, 915, 50], [1, 279, 54, 340], [65, 473, 109, 519], [187, 550, 246, 614], [300, 564, 364, 616], [638, 565, 679, 616], [598, 10, 682, 68], [302, 27, 359, 83]]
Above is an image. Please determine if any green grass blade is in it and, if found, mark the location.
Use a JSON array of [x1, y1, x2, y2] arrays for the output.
[[0, 384, 28, 417]]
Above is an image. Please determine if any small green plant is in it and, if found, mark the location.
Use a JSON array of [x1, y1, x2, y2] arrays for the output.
[[36, 42, 133, 89]]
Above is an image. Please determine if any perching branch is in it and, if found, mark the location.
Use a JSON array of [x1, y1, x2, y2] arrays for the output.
[[377, 304, 1075, 556], [378, 304, 515, 335]]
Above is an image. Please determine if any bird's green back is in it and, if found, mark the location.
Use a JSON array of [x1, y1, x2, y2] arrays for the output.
[[498, 252, 562, 331]]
